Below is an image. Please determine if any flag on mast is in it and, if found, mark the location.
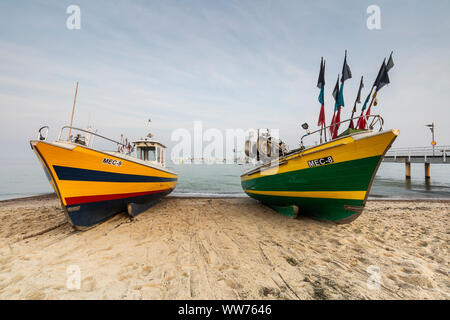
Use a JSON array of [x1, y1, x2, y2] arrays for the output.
[[330, 51, 352, 138], [341, 50, 352, 82], [364, 90, 377, 124], [386, 51, 394, 72], [357, 58, 384, 129], [330, 75, 340, 138], [360, 52, 395, 129], [355, 76, 364, 105], [374, 61, 390, 91], [349, 76, 364, 129], [371, 52, 394, 108], [332, 75, 340, 110], [357, 92, 370, 129], [333, 104, 342, 139], [317, 57, 326, 127], [338, 50, 352, 108], [372, 52, 394, 94]]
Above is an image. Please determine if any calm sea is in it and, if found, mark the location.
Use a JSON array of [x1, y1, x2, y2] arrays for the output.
[[0, 158, 449, 201]]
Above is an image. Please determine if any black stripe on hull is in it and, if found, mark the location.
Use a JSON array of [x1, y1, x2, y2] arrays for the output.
[[65, 189, 173, 229], [53, 165, 177, 183]]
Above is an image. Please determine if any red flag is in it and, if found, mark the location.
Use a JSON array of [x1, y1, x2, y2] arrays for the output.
[[357, 110, 366, 129], [329, 112, 336, 136], [366, 104, 371, 117], [332, 107, 341, 139], [364, 104, 372, 129], [317, 58, 326, 127], [317, 104, 326, 126], [332, 125, 337, 139]]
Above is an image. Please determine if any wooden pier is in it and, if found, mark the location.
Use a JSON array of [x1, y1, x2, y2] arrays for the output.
[[383, 146, 449, 179]]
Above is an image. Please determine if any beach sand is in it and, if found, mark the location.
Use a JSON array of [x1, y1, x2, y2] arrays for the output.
[[0, 194, 448, 300]]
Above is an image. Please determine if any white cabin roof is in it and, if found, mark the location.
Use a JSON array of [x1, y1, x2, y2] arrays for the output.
[[133, 139, 166, 149]]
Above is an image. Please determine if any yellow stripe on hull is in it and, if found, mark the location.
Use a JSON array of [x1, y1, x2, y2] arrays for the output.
[[57, 181, 177, 199], [245, 190, 367, 200], [32, 141, 177, 206]]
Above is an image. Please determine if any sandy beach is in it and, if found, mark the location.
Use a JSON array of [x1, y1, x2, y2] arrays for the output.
[[0, 194, 448, 300]]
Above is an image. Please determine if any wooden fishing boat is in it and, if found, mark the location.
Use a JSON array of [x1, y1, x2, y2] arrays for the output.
[[241, 116, 398, 223], [30, 126, 177, 229]]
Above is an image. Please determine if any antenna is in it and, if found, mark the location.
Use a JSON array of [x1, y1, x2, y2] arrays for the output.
[[68, 81, 79, 141]]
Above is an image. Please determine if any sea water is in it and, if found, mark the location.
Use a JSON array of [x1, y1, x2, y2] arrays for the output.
[[168, 162, 450, 199], [0, 159, 449, 201]]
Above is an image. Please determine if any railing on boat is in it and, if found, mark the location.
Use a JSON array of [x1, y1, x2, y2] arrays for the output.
[[55, 126, 132, 154], [300, 114, 384, 147], [37, 126, 49, 141], [57, 126, 125, 146], [242, 115, 385, 176]]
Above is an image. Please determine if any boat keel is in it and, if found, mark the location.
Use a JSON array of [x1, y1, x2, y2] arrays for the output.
[[266, 204, 299, 218], [127, 199, 161, 217]]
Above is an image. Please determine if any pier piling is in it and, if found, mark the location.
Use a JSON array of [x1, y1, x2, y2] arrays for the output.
[[384, 146, 449, 180], [405, 162, 411, 179], [425, 163, 431, 180]]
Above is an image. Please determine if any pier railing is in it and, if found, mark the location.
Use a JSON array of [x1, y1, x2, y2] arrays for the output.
[[384, 146, 449, 179], [385, 146, 450, 163]]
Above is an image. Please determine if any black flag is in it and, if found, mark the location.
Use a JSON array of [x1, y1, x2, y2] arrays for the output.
[[332, 75, 340, 105], [373, 58, 385, 88], [386, 51, 394, 72], [356, 76, 364, 103], [353, 76, 364, 112], [375, 61, 390, 90], [317, 57, 325, 89], [341, 50, 352, 82], [374, 52, 394, 91]]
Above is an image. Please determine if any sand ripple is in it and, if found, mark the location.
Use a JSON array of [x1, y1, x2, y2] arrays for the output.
[[0, 195, 448, 299]]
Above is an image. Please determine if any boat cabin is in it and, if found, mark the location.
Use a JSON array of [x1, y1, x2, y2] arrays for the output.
[[133, 138, 166, 167]]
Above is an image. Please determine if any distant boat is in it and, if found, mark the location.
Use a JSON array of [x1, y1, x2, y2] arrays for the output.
[[30, 126, 177, 229], [241, 119, 399, 223]]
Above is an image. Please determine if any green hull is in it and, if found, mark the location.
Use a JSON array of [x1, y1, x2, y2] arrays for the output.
[[241, 155, 382, 223]]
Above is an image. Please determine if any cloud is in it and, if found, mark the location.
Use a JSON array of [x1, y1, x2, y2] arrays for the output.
[[0, 0, 449, 161]]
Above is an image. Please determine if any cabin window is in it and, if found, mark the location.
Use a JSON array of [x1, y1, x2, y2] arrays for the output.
[[147, 147, 156, 161], [135, 143, 165, 164], [138, 147, 156, 161]]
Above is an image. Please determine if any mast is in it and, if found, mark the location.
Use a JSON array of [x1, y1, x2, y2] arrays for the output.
[[68, 81, 79, 141], [349, 76, 364, 129]]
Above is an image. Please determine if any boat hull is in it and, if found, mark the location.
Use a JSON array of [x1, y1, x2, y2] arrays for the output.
[[241, 129, 399, 223], [30, 140, 177, 229]]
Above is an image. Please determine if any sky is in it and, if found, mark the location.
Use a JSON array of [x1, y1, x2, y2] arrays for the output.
[[1, 0, 449, 161]]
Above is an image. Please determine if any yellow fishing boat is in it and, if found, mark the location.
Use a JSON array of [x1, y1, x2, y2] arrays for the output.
[[30, 126, 177, 229], [242, 52, 397, 223], [241, 116, 398, 223]]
